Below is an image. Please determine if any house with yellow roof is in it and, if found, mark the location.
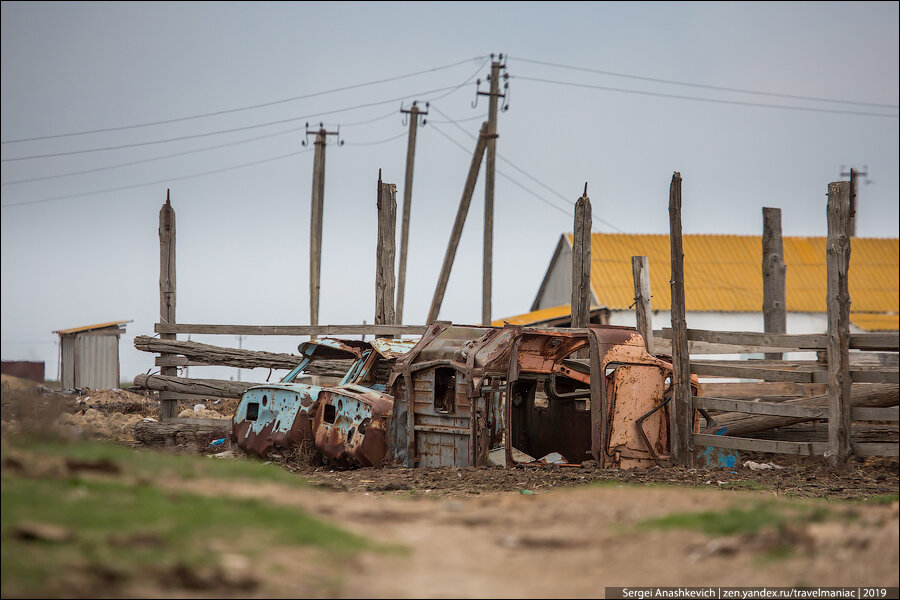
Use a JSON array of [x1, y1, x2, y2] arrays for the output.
[[495, 233, 898, 336]]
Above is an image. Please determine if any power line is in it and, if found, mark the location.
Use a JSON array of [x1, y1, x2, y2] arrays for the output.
[[343, 131, 408, 146], [2, 109, 403, 187], [0, 148, 313, 209], [510, 56, 899, 109], [1, 56, 489, 144], [513, 75, 899, 118], [1, 83, 471, 163], [429, 112, 488, 124], [429, 104, 624, 232], [1, 125, 308, 186], [427, 120, 612, 230], [1, 74, 483, 186]]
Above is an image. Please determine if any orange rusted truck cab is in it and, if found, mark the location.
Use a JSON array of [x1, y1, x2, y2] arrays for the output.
[[388, 323, 700, 469]]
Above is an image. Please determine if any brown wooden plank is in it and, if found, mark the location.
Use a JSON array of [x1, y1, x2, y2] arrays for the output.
[[690, 362, 816, 382], [693, 433, 826, 456], [694, 397, 828, 419], [656, 329, 897, 352], [155, 323, 428, 336], [632, 256, 653, 352], [702, 383, 898, 436], [851, 370, 899, 384], [159, 192, 177, 420], [375, 181, 397, 331], [571, 192, 591, 329], [668, 171, 692, 467], [762, 207, 787, 360], [852, 406, 899, 421], [698, 382, 827, 398], [851, 442, 899, 457], [827, 180, 852, 467]]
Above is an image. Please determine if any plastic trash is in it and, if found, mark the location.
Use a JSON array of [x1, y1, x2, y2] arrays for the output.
[[209, 437, 226, 447]]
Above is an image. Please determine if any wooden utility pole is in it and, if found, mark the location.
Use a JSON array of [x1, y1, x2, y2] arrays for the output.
[[396, 102, 427, 324], [840, 166, 868, 237], [305, 122, 341, 337], [427, 122, 489, 324], [477, 54, 508, 326], [375, 171, 397, 336], [631, 256, 653, 353], [158, 190, 177, 420], [762, 207, 787, 360], [668, 172, 692, 467], [826, 181, 852, 467], [571, 184, 592, 329]]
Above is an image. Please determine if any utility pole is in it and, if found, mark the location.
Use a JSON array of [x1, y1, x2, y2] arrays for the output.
[[475, 53, 509, 326], [839, 166, 869, 237], [396, 101, 428, 324], [428, 122, 490, 324], [303, 122, 342, 338]]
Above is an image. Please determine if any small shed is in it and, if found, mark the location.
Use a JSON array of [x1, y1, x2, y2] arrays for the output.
[[53, 320, 131, 389]]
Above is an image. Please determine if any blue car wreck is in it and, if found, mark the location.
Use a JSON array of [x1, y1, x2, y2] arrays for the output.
[[232, 337, 416, 466]]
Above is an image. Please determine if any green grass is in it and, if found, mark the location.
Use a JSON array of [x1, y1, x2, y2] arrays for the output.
[[3, 434, 305, 487], [0, 434, 373, 598], [718, 480, 772, 491], [856, 492, 899, 505], [637, 501, 830, 537]]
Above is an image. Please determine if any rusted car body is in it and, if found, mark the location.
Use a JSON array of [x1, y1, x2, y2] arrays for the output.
[[233, 324, 699, 469], [387, 323, 700, 469], [232, 337, 416, 465]]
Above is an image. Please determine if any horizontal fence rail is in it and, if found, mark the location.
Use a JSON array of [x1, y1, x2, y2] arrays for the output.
[[155, 323, 430, 336], [656, 328, 899, 352]]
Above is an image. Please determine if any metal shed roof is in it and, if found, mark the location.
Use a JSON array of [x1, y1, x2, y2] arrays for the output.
[[53, 320, 132, 335]]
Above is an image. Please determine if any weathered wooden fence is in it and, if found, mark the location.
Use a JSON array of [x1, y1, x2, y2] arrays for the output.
[[634, 176, 899, 467]]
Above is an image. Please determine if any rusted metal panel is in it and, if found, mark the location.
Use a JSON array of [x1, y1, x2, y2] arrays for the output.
[[232, 384, 321, 458], [233, 338, 411, 464], [313, 387, 393, 467], [607, 365, 667, 468]]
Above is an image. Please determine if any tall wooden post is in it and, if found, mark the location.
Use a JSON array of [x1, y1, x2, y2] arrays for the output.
[[158, 190, 177, 420], [762, 207, 787, 360], [631, 256, 653, 353], [571, 186, 592, 329], [427, 122, 489, 324], [309, 129, 326, 335], [668, 172, 692, 467], [827, 181, 852, 467], [375, 174, 397, 336], [396, 103, 426, 324], [482, 58, 502, 326]]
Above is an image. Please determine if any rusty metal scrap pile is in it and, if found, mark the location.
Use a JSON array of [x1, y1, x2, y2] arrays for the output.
[[233, 324, 695, 470]]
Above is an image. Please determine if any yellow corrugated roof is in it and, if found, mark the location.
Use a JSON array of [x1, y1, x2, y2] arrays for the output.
[[53, 320, 132, 335], [493, 304, 608, 327], [850, 313, 899, 332], [562, 233, 898, 313]]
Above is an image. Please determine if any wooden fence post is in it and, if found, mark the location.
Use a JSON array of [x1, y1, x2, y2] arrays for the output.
[[159, 190, 178, 420], [827, 181, 852, 467], [632, 256, 653, 353], [762, 207, 787, 360], [375, 177, 397, 336], [571, 186, 592, 329], [668, 172, 692, 467]]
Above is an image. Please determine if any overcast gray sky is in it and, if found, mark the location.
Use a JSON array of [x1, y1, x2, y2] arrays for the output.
[[2, 1, 898, 384]]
